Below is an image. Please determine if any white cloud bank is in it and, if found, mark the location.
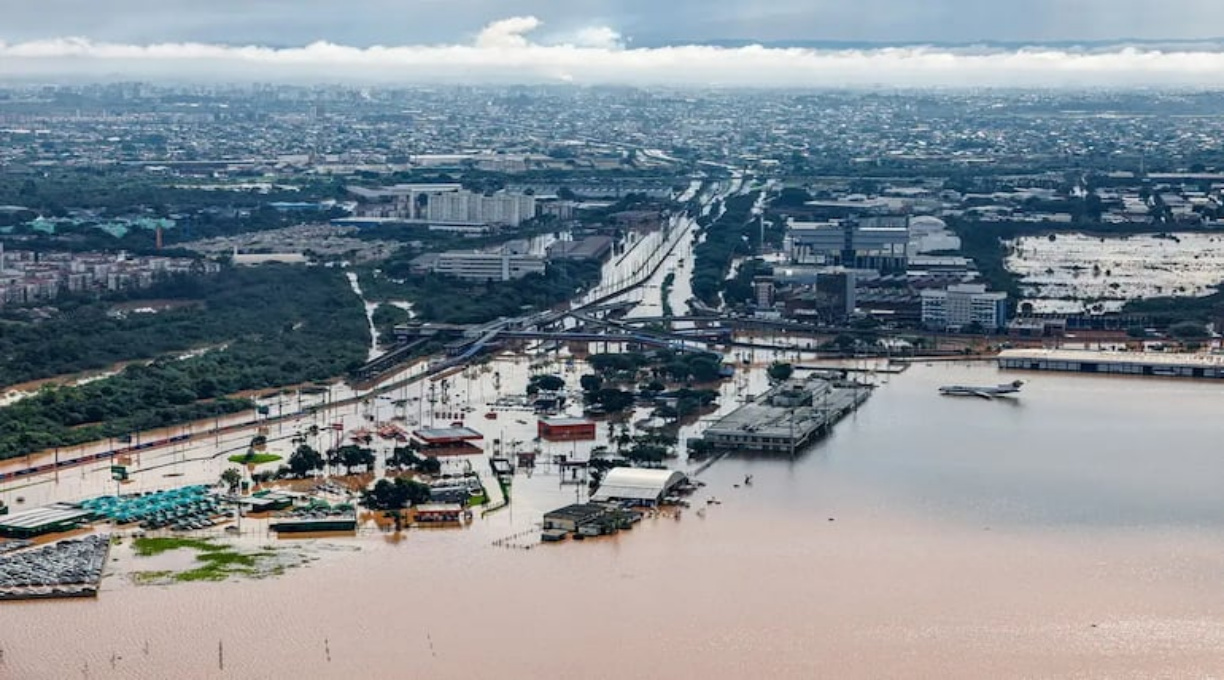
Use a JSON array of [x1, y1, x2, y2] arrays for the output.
[[1, 16, 1223, 87]]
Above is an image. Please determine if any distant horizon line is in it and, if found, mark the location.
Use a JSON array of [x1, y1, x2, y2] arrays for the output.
[[684, 36, 1224, 50], [8, 35, 1224, 52], [4, 18, 1224, 89]]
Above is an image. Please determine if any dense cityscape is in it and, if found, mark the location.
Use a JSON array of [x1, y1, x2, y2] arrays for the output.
[[6, 60, 1224, 680]]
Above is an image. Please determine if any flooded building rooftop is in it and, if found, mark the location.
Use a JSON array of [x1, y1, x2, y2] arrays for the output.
[[0, 504, 94, 538], [701, 376, 871, 455], [999, 348, 1224, 379]]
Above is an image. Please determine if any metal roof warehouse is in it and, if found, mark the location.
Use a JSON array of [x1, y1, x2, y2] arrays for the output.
[[591, 468, 688, 506], [0, 503, 95, 538]]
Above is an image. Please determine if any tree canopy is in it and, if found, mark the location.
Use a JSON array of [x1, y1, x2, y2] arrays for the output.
[[768, 362, 795, 382], [363, 477, 432, 510]]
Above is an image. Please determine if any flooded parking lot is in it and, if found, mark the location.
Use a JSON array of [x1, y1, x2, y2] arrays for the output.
[[1005, 232, 1224, 312]]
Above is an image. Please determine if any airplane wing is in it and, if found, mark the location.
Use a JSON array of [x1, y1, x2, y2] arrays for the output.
[[973, 390, 994, 399]]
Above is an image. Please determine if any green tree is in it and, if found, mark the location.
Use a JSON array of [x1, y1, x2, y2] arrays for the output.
[[579, 374, 603, 393], [664, 361, 691, 382], [626, 443, 670, 463], [219, 468, 243, 493], [686, 356, 722, 383], [388, 446, 421, 470], [336, 445, 375, 475], [1169, 321, 1208, 340], [363, 479, 408, 510], [530, 374, 566, 392], [767, 362, 794, 382], [396, 477, 432, 505], [588, 388, 636, 413], [365, 477, 433, 510], [415, 456, 441, 475], [288, 444, 324, 477]]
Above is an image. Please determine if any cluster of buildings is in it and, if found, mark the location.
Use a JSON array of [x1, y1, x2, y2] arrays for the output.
[[182, 224, 399, 265], [757, 214, 1010, 331], [541, 468, 689, 541], [409, 235, 612, 282], [9, 86, 1220, 199], [0, 246, 218, 307], [408, 240, 546, 282], [9, 85, 1224, 339], [347, 183, 538, 227]]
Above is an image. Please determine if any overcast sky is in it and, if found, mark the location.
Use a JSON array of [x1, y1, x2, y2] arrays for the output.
[[2, 2, 1223, 86], [1, 0, 1221, 45]]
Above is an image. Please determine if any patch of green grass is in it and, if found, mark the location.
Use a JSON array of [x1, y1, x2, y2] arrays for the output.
[[131, 536, 296, 583], [132, 537, 225, 557], [227, 453, 283, 465], [175, 551, 260, 582]]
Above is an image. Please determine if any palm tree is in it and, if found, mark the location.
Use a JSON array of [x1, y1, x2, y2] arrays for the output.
[[220, 468, 243, 494]]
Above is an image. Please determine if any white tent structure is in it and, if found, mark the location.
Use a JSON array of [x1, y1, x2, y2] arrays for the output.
[[591, 468, 687, 505]]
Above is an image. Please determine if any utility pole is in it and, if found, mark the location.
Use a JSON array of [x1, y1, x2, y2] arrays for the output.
[[789, 406, 796, 458]]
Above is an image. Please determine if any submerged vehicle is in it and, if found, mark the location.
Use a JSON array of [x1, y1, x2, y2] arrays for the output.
[[938, 380, 1024, 399]]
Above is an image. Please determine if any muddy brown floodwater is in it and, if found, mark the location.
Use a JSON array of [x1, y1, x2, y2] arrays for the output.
[[7, 362, 1224, 679]]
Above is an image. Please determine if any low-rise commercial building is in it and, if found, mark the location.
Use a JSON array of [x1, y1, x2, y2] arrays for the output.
[[410, 250, 547, 282], [413, 504, 468, 523], [537, 417, 597, 441], [543, 503, 611, 532], [411, 427, 484, 455]]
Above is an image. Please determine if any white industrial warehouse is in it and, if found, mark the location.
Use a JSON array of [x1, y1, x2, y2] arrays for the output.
[[591, 468, 688, 506]]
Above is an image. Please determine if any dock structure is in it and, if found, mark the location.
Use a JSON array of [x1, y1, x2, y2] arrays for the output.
[[998, 349, 1224, 379], [699, 375, 872, 455]]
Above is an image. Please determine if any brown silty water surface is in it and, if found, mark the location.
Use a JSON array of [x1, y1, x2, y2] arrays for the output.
[[6, 361, 1224, 678]]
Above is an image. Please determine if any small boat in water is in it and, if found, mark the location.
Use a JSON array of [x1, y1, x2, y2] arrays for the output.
[[939, 380, 1024, 400]]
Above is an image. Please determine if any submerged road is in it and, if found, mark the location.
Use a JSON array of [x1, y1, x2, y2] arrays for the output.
[[0, 177, 749, 490]]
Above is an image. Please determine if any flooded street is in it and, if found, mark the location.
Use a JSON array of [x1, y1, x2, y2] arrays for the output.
[[8, 362, 1224, 678], [344, 271, 381, 362]]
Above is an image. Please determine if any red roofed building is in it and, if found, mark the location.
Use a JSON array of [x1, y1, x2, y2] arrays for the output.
[[411, 426, 484, 455], [538, 417, 597, 442]]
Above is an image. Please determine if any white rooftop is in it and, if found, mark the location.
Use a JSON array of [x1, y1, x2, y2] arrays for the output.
[[999, 349, 1224, 368], [592, 468, 687, 502]]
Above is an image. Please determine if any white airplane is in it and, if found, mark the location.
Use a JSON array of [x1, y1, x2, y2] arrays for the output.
[[938, 380, 1025, 399]]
